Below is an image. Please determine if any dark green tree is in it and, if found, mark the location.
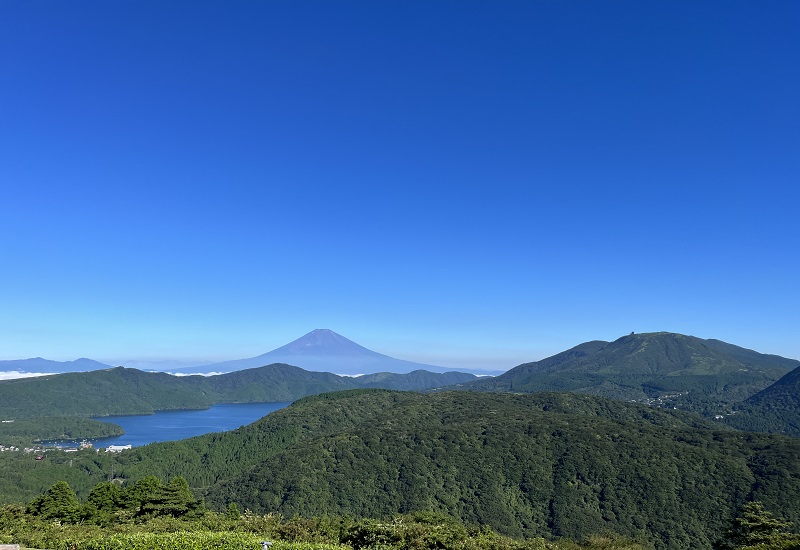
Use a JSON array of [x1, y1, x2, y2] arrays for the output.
[[87, 481, 124, 512], [137, 476, 203, 518], [27, 480, 81, 523], [122, 475, 164, 512], [718, 501, 799, 549], [83, 481, 125, 525]]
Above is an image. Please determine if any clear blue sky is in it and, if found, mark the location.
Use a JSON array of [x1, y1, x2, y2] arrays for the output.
[[1, 1, 798, 371]]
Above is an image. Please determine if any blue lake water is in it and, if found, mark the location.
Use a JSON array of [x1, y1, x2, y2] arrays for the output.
[[50, 402, 291, 449]]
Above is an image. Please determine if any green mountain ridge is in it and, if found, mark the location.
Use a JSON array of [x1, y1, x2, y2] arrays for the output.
[[460, 332, 798, 412], [723, 364, 800, 437]]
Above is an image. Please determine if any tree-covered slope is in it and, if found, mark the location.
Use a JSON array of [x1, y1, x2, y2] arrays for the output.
[[724, 365, 800, 437], [0, 365, 477, 418], [203, 363, 362, 402], [0, 417, 123, 445], [98, 390, 800, 550], [746, 365, 800, 410], [355, 370, 476, 390], [109, 389, 725, 487], [462, 332, 798, 412], [0, 368, 214, 417]]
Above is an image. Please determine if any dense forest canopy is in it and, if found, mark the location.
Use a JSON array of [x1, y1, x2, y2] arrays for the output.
[[3, 390, 800, 549]]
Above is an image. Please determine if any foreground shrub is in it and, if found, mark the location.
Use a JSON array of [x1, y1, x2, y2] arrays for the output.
[[48, 531, 348, 550]]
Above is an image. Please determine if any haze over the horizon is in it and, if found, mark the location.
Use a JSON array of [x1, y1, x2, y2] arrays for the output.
[[1, 1, 798, 370]]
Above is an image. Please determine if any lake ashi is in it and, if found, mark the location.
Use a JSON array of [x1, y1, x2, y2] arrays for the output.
[[52, 402, 291, 448]]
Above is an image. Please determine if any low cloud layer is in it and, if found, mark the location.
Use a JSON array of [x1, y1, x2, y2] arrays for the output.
[[0, 371, 50, 381]]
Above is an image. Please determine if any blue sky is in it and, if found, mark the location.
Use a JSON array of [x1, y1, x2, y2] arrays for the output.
[[1, 1, 798, 371]]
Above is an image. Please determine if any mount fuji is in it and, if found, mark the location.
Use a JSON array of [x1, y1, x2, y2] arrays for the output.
[[171, 329, 487, 375]]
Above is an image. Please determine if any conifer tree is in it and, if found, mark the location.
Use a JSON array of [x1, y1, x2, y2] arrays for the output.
[[27, 480, 81, 523], [718, 501, 799, 549]]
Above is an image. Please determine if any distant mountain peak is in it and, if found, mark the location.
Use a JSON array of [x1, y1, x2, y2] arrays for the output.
[[274, 329, 379, 357], [295, 329, 356, 345], [310, 328, 337, 336]]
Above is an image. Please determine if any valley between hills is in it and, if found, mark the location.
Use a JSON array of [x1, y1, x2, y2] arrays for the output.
[[2, 331, 800, 550]]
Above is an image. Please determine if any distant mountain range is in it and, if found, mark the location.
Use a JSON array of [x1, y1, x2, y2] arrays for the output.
[[0, 357, 112, 374], [1, 329, 501, 377], [170, 329, 498, 375], [5, 330, 800, 436]]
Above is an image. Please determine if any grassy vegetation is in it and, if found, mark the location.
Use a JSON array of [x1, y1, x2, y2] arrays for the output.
[[0, 484, 648, 550]]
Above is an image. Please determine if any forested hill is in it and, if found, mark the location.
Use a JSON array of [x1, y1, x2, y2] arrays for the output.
[[459, 332, 798, 412], [724, 364, 800, 436], [746, 364, 800, 410], [0, 368, 212, 417], [102, 390, 800, 549], [0, 365, 476, 417]]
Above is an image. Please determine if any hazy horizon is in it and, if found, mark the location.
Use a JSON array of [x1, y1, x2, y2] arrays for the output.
[[2, 328, 799, 375]]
